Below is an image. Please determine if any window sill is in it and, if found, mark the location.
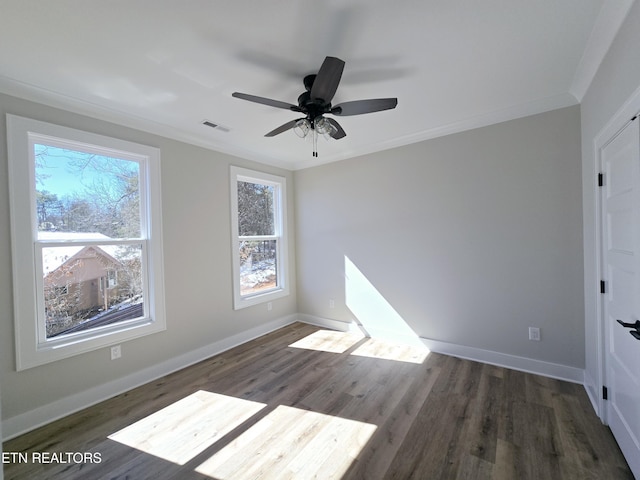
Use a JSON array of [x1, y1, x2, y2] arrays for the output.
[[233, 287, 289, 310]]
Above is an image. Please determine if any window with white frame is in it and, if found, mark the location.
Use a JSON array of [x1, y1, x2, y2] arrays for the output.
[[230, 166, 289, 309], [7, 115, 166, 370]]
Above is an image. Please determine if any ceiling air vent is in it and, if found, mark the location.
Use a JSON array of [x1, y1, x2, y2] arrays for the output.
[[202, 120, 230, 132]]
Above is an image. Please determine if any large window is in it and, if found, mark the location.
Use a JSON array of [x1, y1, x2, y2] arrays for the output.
[[7, 115, 166, 370], [230, 167, 289, 309]]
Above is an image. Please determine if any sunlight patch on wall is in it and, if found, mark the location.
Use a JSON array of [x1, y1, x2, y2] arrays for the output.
[[195, 405, 377, 479], [288, 328, 365, 353], [108, 390, 265, 465], [345, 256, 429, 355]]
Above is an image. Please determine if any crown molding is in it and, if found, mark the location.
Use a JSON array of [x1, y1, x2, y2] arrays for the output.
[[570, 0, 636, 101]]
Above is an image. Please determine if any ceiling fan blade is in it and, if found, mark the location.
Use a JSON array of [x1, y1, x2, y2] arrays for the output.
[[326, 118, 346, 139], [310, 56, 345, 103], [232, 92, 302, 112], [331, 98, 398, 116], [265, 119, 301, 137]]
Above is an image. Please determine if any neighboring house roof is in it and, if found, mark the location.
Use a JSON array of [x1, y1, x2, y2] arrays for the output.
[[39, 232, 120, 277], [49, 302, 144, 338]]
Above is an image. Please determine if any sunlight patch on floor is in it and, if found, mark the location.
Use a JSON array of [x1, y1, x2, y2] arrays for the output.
[[288, 328, 365, 353], [195, 405, 377, 479], [108, 391, 265, 465], [351, 336, 429, 364]]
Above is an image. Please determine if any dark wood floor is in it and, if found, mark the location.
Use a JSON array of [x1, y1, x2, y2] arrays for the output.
[[3, 322, 633, 479]]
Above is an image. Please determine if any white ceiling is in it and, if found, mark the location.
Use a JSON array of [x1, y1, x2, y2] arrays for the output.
[[0, 1, 632, 170]]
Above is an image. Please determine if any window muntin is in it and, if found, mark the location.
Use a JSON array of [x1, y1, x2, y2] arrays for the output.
[[230, 167, 288, 309], [8, 115, 166, 370]]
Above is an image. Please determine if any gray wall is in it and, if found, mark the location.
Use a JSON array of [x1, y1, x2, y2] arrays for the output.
[[0, 63, 593, 436], [0, 93, 297, 424], [295, 105, 584, 367], [581, 1, 640, 410]]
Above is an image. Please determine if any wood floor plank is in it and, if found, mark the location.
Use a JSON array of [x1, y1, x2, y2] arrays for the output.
[[494, 439, 525, 480], [3, 323, 633, 480], [343, 364, 442, 480], [466, 371, 502, 464]]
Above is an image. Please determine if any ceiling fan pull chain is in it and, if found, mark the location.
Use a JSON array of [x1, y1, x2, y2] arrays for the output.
[[313, 128, 318, 157]]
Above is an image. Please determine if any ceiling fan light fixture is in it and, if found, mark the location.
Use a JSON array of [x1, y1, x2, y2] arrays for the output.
[[294, 118, 311, 138], [314, 116, 331, 135]]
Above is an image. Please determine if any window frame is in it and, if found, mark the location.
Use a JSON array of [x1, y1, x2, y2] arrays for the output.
[[230, 166, 289, 309], [7, 114, 166, 370]]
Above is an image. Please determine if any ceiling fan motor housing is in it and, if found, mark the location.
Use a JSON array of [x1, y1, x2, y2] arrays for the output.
[[297, 91, 331, 126]]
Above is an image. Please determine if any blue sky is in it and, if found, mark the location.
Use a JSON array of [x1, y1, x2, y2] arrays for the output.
[[34, 144, 137, 198]]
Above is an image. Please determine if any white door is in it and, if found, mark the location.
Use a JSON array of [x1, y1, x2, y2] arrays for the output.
[[602, 116, 640, 478]]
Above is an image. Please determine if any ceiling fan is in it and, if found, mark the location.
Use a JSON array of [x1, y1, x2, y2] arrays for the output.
[[232, 56, 398, 157]]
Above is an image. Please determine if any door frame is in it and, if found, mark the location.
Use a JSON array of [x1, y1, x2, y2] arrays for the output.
[[594, 85, 640, 424]]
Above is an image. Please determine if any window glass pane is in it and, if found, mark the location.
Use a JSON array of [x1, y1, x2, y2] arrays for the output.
[[35, 144, 141, 238], [239, 240, 277, 296], [237, 181, 274, 236], [43, 243, 144, 338]]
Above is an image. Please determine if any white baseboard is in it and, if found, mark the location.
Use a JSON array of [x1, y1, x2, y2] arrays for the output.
[[296, 313, 353, 332], [583, 370, 602, 418], [3, 314, 589, 440], [297, 315, 586, 384], [420, 337, 585, 384], [297, 315, 586, 383], [2, 314, 297, 441]]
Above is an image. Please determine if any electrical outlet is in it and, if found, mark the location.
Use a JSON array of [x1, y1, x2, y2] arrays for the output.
[[528, 327, 541, 341], [267, 302, 272, 311], [329, 299, 335, 309], [111, 345, 122, 360]]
